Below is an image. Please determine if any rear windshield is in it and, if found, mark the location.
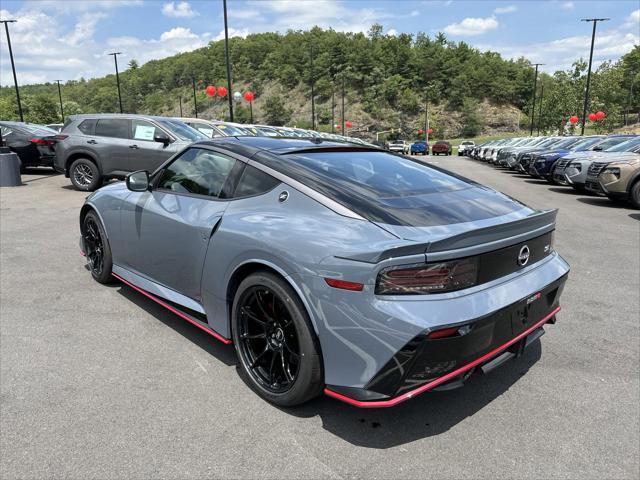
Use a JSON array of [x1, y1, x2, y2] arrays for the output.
[[259, 150, 523, 226], [21, 124, 57, 136]]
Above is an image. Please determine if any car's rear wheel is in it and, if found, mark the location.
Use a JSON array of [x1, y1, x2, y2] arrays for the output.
[[82, 211, 113, 284], [232, 272, 323, 407], [630, 180, 640, 209], [70, 158, 102, 191]]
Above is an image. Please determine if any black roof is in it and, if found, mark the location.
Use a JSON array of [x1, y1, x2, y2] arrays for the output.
[[195, 136, 379, 158]]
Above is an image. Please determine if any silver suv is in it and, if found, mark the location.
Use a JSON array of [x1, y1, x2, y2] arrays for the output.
[[55, 114, 206, 191]]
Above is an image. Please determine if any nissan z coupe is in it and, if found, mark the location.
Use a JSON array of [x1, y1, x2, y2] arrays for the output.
[[80, 137, 569, 408]]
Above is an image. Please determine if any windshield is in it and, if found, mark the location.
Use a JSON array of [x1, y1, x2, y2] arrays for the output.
[[215, 123, 253, 136], [569, 137, 603, 151], [158, 120, 207, 141], [552, 137, 583, 149], [20, 124, 58, 136], [256, 127, 280, 137], [604, 137, 640, 152]]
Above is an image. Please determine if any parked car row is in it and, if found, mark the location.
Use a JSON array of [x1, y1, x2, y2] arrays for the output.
[[390, 139, 456, 155], [467, 134, 640, 208], [0, 114, 374, 191]]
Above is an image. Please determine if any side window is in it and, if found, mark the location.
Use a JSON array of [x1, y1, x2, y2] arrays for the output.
[[157, 148, 236, 198], [77, 119, 96, 135], [233, 165, 281, 198], [95, 119, 129, 139], [132, 120, 161, 141]]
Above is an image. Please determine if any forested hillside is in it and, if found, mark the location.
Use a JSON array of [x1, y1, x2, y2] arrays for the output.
[[1, 25, 638, 140]]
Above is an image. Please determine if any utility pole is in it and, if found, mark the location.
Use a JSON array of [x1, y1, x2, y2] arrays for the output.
[[529, 63, 544, 136], [309, 43, 316, 130], [537, 84, 544, 136], [192, 78, 198, 118], [1, 20, 23, 122], [331, 88, 335, 133], [223, 0, 234, 121], [341, 75, 345, 134], [108, 52, 123, 113], [54, 80, 64, 122], [625, 72, 635, 127], [424, 97, 429, 143], [179, 97, 183, 117], [580, 18, 609, 135]]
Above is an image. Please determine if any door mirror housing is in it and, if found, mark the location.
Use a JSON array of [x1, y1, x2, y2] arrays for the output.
[[154, 132, 171, 146], [126, 170, 150, 192], [592, 146, 603, 151]]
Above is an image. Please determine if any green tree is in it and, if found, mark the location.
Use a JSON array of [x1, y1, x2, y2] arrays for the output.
[[460, 99, 484, 137], [264, 95, 291, 125]]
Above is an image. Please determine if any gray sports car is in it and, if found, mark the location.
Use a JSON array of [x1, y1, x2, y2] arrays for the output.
[[79, 137, 570, 408]]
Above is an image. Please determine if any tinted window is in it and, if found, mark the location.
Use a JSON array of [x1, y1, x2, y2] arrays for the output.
[[605, 137, 640, 152], [259, 150, 522, 226], [157, 148, 236, 198], [95, 119, 129, 139], [131, 119, 161, 141], [233, 165, 280, 197], [77, 119, 96, 135], [189, 122, 223, 138], [215, 123, 253, 136]]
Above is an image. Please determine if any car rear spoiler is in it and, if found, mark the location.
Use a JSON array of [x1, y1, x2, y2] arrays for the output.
[[340, 209, 558, 264]]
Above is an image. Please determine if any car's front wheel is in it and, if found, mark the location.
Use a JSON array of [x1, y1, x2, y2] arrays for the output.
[[232, 272, 323, 407], [70, 158, 102, 191], [630, 180, 640, 209]]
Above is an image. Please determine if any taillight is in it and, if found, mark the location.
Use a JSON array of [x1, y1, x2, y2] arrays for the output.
[[375, 257, 478, 295], [30, 138, 56, 146], [427, 327, 459, 339], [324, 278, 364, 291]]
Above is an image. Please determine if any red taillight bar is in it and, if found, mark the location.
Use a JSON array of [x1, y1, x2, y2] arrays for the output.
[[427, 326, 459, 339], [324, 278, 364, 291]]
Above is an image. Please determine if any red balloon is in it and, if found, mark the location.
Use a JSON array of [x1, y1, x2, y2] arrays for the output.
[[427, 128, 433, 134], [243, 91, 254, 102], [205, 85, 216, 97], [595, 111, 605, 120], [588, 113, 597, 122], [217, 86, 227, 97], [335, 125, 342, 130], [345, 121, 352, 128], [569, 115, 579, 124], [418, 129, 424, 134]]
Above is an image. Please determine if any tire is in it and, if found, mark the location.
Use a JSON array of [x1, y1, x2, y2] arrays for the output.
[[70, 158, 102, 191], [81, 211, 113, 284], [232, 272, 323, 407], [630, 180, 640, 209]]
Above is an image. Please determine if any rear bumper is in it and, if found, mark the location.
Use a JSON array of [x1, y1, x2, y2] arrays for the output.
[[325, 298, 563, 408], [324, 271, 567, 408]]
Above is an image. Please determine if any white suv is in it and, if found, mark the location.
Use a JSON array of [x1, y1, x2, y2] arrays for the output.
[[458, 141, 476, 156], [388, 140, 409, 154]]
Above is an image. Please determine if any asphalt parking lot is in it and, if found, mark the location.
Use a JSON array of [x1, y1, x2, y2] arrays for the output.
[[1, 160, 638, 480]]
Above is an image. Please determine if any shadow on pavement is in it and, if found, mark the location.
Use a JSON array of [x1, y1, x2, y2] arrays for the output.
[[629, 213, 640, 221], [115, 284, 237, 367], [576, 197, 629, 209], [548, 187, 582, 195], [289, 341, 542, 448]]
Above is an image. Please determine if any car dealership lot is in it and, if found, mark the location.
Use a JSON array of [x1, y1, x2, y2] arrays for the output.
[[1, 163, 638, 479]]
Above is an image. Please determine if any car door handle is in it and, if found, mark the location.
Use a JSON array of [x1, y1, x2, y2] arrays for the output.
[[86, 140, 97, 144], [129, 144, 139, 149]]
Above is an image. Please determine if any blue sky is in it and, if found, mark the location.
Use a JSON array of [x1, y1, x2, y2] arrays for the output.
[[0, 1, 638, 85]]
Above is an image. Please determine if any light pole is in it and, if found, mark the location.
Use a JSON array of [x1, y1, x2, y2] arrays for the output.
[[424, 96, 429, 143], [625, 72, 635, 127], [192, 78, 198, 117], [536, 84, 544, 136], [179, 96, 183, 117], [529, 63, 544, 135], [223, 0, 234, 122], [341, 75, 345, 133], [331, 88, 335, 133], [108, 52, 123, 113], [1, 19, 23, 122], [309, 43, 316, 130], [580, 18, 609, 135], [55, 80, 64, 122]]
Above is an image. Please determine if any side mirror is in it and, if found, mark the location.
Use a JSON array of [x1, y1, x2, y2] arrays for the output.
[[592, 146, 602, 151], [126, 170, 150, 192], [154, 132, 171, 146]]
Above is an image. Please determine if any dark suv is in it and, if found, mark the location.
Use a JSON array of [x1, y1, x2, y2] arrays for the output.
[[55, 114, 206, 191]]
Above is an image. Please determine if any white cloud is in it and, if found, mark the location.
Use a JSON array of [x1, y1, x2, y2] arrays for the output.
[[443, 16, 499, 36], [623, 9, 639, 29], [494, 5, 517, 14], [410, 10, 419, 17], [63, 13, 107, 46], [161, 1, 198, 19], [387, 29, 398, 36], [213, 27, 250, 42], [560, 1, 574, 10]]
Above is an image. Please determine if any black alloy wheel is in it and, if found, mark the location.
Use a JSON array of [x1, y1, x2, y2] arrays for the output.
[[82, 212, 113, 284], [232, 272, 323, 406]]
